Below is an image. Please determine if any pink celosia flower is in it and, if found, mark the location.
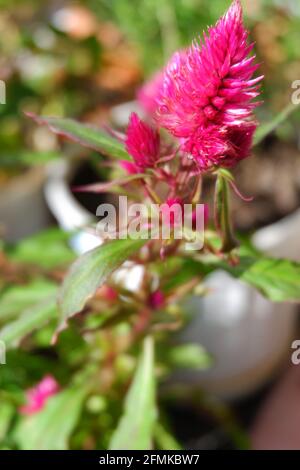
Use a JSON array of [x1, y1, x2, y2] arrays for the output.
[[125, 112, 160, 172], [148, 290, 165, 310], [157, 0, 262, 171], [137, 71, 165, 116], [20, 375, 59, 416]]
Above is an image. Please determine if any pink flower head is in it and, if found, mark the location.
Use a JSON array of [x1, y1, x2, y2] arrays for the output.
[[137, 71, 165, 117], [125, 112, 160, 172], [148, 290, 165, 310], [157, 0, 262, 171], [20, 375, 59, 416]]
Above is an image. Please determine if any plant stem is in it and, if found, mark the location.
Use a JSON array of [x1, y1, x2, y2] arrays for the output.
[[214, 171, 238, 253]]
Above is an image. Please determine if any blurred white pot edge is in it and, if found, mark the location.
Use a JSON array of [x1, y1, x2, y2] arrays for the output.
[[44, 158, 145, 293]]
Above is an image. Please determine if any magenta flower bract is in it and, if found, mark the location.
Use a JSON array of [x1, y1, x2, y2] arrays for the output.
[[157, 0, 262, 171], [20, 375, 59, 416], [125, 112, 160, 172]]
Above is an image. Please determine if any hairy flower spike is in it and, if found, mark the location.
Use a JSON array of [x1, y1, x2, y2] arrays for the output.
[[125, 112, 160, 172], [157, 0, 262, 171]]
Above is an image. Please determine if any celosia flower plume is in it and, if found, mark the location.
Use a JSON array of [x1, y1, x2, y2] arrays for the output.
[[157, 0, 263, 171], [124, 112, 160, 172]]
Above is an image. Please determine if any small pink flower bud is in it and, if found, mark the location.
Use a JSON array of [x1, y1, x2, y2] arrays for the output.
[[148, 290, 165, 310], [125, 112, 160, 171]]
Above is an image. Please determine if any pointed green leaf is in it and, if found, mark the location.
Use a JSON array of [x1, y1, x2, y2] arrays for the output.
[[254, 102, 300, 146], [15, 387, 87, 450], [168, 344, 213, 370], [27, 113, 130, 160], [0, 280, 57, 323], [0, 402, 14, 442], [234, 257, 300, 302], [154, 423, 182, 451], [58, 238, 148, 332], [183, 254, 300, 303], [109, 336, 157, 450], [0, 296, 57, 348]]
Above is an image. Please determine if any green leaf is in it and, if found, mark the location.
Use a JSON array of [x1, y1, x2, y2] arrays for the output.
[[9, 228, 75, 269], [27, 113, 130, 160], [15, 387, 87, 450], [167, 344, 213, 370], [254, 102, 300, 146], [154, 423, 182, 451], [0, 296, 57, 348], [0, 280, 57, 323], [184, 253, 300, 303], [0, 151, 61, 170], [233, 257, 300, 302], [109, 336, 157, 450], [58, 237, 147, 333], [0, 402, 14, 442]]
